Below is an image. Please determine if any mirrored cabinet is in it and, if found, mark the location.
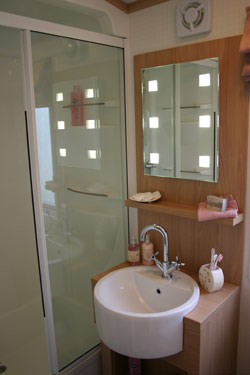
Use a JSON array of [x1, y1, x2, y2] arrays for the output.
[[142, 58, 219, 182]]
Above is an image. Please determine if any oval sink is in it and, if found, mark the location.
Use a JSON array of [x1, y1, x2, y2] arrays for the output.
[[94, 266, 199, 359]]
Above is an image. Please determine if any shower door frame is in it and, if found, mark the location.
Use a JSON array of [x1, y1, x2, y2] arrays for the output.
[[0, 10, 128, 375]]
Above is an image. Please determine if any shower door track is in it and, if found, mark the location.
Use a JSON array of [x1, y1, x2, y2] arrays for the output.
[[0, 10, 126, 375]]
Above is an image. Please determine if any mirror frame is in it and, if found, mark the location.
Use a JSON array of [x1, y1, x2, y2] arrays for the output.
[[133, 35, 248, 208]]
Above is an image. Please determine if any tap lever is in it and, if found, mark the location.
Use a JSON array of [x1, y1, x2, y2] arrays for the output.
[[172, 256, 185, 270], [151, 251, 159, 260]]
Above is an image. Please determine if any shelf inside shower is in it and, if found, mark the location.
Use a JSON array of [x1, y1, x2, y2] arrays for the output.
[[62, 99, 120, 108]]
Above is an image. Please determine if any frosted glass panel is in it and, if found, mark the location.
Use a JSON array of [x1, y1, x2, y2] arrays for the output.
[[0, 26, 51, 375], [31, 32, 127, 369], [36, 107, 55, 205]]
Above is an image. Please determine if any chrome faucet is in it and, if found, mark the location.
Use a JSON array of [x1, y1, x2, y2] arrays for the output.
[[140, 224, 184, 279]]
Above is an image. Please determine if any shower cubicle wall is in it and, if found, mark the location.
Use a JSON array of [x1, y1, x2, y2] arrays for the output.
[[0, 12, 127, 375]]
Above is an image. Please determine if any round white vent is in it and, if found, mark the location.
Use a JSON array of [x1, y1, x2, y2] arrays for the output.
[[176, 0, 212, 37]]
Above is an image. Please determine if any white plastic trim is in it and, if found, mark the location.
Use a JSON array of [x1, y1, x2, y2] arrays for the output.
[[0, 10, 124, 48], [21, 29, 59, 375], [123, 38, 138, 240]]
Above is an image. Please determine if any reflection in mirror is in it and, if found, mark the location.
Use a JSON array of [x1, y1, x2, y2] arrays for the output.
[[142, 58, 219, 182]]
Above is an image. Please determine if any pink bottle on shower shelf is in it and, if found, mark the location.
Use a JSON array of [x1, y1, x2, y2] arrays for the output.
[[70, 85, 84, 126]]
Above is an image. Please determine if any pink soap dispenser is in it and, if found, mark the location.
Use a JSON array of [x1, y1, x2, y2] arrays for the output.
[[128, 238, 140, 266], [70, 85, 84, 126]]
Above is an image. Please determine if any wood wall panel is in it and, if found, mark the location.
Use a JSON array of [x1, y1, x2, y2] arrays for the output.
[[198, 290, 240, 375], [166, 288, 240, 375], [134, 36, 248, 285], [138, 213, 243, 284]]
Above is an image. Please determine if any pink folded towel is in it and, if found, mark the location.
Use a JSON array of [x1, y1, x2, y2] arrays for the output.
[[197, 194, 238, 222]]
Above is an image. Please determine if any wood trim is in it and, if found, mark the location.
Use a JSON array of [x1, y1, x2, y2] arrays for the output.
[[105, 0, 129, 14], [91, 261, 129, 287], [199, 291, 240, 375], [128, 0, 171, 13], [186, 281, 239, 325], [166, 289, 240, 375], [125, 199, 244, 226], [105, 0, 170, 14]]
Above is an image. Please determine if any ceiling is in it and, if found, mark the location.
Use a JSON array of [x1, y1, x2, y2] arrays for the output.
[[105, 0, 170, 14]]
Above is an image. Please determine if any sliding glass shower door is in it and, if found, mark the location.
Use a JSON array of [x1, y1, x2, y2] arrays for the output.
[[30, 32, 127, 369]]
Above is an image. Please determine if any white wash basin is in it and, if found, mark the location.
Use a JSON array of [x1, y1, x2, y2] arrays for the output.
[[94, 266, 199, 359]]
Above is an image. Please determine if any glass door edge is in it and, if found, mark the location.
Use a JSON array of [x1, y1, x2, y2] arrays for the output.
[[123, 38, 138, 239], [119, 42, 129, 257], [0, 10, 124, 48], [21, 29, 59, 375]]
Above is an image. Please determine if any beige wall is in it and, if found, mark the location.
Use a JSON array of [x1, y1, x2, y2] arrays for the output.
[[238, 102, 250, 373], [0, 53, 51, 374], [129, 0, 249, 54]]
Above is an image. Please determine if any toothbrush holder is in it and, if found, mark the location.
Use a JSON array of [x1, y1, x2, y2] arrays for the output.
[[199, 264, 224, 292]]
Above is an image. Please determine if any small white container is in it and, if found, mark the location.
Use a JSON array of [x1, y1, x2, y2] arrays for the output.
[[199, 264, 224, 292], [206, 195, 228, 212]]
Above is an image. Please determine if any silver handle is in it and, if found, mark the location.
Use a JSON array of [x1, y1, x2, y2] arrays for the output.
[[151, 251, 159, 260], [180, 170, 201, 174], [172, 256, 185, 270]]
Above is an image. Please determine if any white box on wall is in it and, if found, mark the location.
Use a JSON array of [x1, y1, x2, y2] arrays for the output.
[[176, 0, 212, 38]]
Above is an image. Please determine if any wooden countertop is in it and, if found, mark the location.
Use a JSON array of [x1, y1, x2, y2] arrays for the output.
[[91, 261, 240, 326]]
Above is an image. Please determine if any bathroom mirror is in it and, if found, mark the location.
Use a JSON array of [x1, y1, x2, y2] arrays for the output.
[[142, 57, 219, 182]]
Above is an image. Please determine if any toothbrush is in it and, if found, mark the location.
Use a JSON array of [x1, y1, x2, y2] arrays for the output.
[[210, 248, 215, 270], [214, 254, 223, 269]]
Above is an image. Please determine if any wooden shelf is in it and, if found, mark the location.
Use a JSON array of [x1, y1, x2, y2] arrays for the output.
[[125, 199, 244, 226], [63, 100, 119, 109]]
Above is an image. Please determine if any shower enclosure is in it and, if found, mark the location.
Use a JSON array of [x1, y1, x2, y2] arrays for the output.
[[0, 10, 127, 375]]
